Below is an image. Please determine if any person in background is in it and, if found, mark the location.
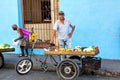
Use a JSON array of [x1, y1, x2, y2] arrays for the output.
[[50, 11, 75, 60], [12, 24, 28, 57]]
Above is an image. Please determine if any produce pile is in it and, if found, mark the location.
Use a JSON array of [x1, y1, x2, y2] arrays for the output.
[[0, 43, 13, 49], [74, 46, 99, 52], [54, 46, 99, 53]]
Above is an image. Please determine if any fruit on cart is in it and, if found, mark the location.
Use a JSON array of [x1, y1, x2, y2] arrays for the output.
[[55, 47, 59, 52], [66, 48, 72, 52], [59, 48, 66, 51], [55, 49, 58, 52], [74, 46, 82, 52], [83, 46, 96, 52], [95, 46, 99, 53], [0, 43, 13, 49], [83, 48, 93, 52]]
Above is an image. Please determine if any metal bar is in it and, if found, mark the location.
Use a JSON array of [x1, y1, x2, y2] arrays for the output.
[[43, 55, 48, 64], [23, 0, 55, 43], [49, 55, 58, 65]]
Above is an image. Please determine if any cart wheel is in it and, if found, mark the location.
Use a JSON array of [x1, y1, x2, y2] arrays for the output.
[[57, 59, 79, 80], [16, 58, 33, 75], [68, 55, 84, 75], [0, 53, 4, 69]]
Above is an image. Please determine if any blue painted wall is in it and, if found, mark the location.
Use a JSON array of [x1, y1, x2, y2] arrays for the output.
[[60, 0, 120, 59], [0, 0, 21, 53], [1, 0, 120, 59]]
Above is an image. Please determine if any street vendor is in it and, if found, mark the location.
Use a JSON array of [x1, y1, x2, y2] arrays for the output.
[[12, 24, 28, 57], [50, 11, 75, 60]]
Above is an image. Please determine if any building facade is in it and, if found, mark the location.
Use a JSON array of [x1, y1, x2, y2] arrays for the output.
[[0, 0, 120, 59]]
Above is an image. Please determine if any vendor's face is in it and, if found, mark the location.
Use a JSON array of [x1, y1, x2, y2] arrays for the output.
[[59, 14, 64, 20], [12, 26, 17, 31]]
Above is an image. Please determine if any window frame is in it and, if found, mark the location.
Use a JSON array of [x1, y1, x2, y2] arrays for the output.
[[21, 0, 52, 25]]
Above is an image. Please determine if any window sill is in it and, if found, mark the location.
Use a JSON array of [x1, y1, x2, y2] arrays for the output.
[[24, 21, 51, 24]]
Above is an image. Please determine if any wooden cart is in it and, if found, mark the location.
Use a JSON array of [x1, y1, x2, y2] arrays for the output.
[[16, 47, 99, 80], [45, 51, 99, 80], [0, 48, 15, 68], [45, 50, 98, 55]]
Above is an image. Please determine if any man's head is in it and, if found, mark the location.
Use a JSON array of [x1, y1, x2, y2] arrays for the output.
[[12, 24, 18, 31], [58, 11, 65, 20]]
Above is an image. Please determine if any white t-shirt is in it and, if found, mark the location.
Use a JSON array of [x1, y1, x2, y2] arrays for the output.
[[53, 19, 74, 40]]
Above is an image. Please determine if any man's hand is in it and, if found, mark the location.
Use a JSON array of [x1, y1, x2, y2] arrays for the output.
[[68, 32, 73, 38], [68, 26, 75, 38], [50, 38, 54, 43], [14, 39, 18, 42], [50, 30, 56, 43]]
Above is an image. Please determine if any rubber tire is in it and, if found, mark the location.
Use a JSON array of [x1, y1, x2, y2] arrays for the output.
[[16, 58, 33, 75], [68, 55, 84, 75], [57, 59, 79, 80], [0, 53, 4, 69]]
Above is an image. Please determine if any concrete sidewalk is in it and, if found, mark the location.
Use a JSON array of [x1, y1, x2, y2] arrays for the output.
[[2, 53, 120, 77]]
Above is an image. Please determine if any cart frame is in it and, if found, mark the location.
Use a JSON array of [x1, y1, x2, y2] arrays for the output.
[[15, 40, 99, 80]]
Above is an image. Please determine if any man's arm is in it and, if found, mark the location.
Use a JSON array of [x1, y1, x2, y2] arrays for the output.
[[50, 30, 56, 43], [68, 25, 75, 38], [14, 29, 24, 42]]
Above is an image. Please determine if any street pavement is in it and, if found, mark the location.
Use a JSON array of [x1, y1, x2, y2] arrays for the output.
[[0, 68, 120, 80], [2, 53, 120, 77]]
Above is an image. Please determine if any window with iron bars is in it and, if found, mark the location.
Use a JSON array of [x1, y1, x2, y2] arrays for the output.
[[23, 0, 51, 23], [22, 0, 59, 46]]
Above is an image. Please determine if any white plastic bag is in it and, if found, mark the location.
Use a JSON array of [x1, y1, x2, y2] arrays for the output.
[[12, 38, 19, 45]]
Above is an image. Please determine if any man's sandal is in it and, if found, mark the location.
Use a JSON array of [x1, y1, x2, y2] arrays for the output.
[[25, 54, 28, 57], [19, 54, 24, 57]]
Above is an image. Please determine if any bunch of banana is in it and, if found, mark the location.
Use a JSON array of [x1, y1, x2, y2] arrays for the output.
[[29, 32, 37, 42]]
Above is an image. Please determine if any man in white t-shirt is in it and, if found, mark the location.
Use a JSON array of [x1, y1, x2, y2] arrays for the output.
[[50, 11, 75, 60]]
